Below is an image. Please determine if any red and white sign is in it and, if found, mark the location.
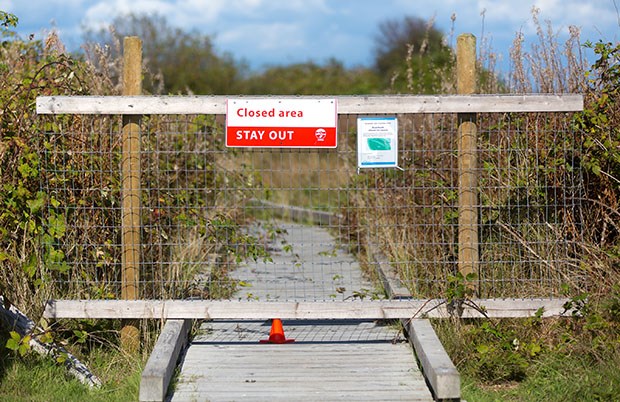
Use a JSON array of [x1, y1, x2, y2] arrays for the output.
[[226, 98, 337, 148]]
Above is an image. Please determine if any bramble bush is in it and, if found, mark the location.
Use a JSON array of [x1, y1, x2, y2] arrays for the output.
[[0, 27, 109, 312]]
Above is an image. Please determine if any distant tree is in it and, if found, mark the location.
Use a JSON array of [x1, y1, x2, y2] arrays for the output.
[[373, 16, 454, 94], [83, 13, 246, 94], [245, 59, 381, 95]]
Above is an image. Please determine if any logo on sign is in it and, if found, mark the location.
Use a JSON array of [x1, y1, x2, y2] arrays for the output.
[[315, 128, 326, 142]]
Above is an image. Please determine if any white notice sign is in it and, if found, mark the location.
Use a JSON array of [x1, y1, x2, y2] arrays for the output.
[[357, 117, 398, 168]]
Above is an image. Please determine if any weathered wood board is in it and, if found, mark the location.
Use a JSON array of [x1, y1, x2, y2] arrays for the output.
[[44, 297, 571, 320], [36, 94, 583, 115]]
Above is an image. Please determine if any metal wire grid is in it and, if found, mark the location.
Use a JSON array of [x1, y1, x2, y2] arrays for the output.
[[39, 111, 582, 301], [40, 116, 124, 298], [194, 320, 403, 343], [360, 112, 583, 298]]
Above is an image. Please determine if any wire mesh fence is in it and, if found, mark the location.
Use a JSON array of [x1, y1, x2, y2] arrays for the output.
[[39, 108, 583, 302]]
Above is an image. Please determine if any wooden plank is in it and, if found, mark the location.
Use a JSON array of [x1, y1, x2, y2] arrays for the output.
[[230, 220, 370, 303], [367, 238, 462, 400], [176, 383, 429, 390], [36, 94, 584, 115], [139, 319, 191, 402], [180, 361, 416, 369], [172, 390, 433, 402], [404, 319, 460, 400], [368, 242, 412, 300], [248, 200, 341, 226], [43, 298, 570, 320]]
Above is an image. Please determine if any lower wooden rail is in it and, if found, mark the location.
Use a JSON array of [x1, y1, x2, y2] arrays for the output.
[[43, 299, 570, 320]]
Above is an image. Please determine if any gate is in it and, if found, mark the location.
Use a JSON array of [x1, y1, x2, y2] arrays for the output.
[[37, 93, 583, 320]]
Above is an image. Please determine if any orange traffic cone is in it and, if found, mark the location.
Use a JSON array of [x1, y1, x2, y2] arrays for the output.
[[259, 318, 295, 344]]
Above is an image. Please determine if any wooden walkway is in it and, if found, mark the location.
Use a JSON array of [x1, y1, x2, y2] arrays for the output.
[[230, 220, 373, 302], [169, 220, 435, 401], [171, 320, 433, 401]]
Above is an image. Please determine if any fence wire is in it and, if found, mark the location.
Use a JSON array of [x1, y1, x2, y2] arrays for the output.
[[40, 111, 583, 301]]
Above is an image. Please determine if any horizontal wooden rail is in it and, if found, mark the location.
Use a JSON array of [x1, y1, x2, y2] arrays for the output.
[[36, 94, 583, 115], [43, 299, 570, 320]]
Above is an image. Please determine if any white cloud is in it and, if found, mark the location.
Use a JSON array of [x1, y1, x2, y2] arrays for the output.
[[533, 0, 619, 35], [479, 0, 531, 23], [79, 0, 334, 34], [165, 0, 331, 26], [219, 22, 304, 51], [173, 0, 233, 23], [82, 0, 177, 29]]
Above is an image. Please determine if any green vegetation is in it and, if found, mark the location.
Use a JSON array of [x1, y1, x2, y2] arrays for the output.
[[439, 28, 619, 401], [0, 7, 619, 401], [0, 28, 102, 310], [243, 59, 382, 95], [84, 13, 245, 95], [437, 286, 620, 400], [1, 328, 142, 402], [373, 16, 455, 93]]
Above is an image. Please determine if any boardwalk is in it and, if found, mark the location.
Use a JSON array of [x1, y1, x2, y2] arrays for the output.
[[231, 220, 374, 302], [170, 220, 434, 401]]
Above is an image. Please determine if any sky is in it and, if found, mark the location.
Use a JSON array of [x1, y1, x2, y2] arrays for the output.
[[5, 0, 620, 74]]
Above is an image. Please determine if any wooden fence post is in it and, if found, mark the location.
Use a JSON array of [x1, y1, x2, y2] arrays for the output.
[[121, 36, 142, 352], [456, 34, 479, 293]]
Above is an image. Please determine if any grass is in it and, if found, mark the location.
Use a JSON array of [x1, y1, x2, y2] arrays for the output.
[[461, 352, 620, 401], [0, 342, 143, 401], [0, 318, 182, 401]]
